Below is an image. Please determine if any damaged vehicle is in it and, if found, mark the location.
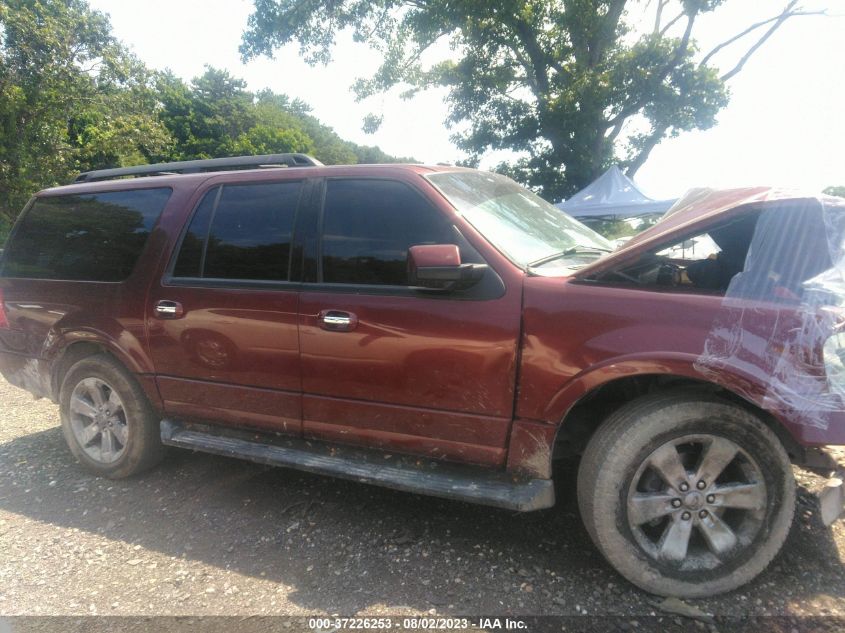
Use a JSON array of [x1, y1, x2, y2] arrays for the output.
[[1, 154, 844, 598]]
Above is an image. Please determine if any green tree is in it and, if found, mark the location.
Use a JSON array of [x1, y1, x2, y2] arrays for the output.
[[0, 0, 412, 248], [257, 89, 360, 164], [824, 186, 845, 198], [252, 88, 415, 164], [233, 124, 315, 155], [155, 70, 411, 165], [242, 0, 822, 200], [155, 71, 197, 159], [0, 214, 9, 246], [0, 0, 171, 222], [157, 67, 257, 159]]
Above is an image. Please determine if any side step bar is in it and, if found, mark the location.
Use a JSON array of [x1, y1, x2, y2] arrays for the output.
[[160, 420, 555, 512]]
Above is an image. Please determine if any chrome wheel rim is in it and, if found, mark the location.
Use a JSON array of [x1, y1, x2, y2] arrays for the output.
[[626, 434, 767, 571], [68, 378, 129, 464]]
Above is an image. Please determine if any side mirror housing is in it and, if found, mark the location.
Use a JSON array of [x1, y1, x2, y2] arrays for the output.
[[408, 244, 487, 292]]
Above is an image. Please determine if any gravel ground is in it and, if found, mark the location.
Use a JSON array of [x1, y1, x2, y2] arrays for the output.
[[1, 375, 845, 629]]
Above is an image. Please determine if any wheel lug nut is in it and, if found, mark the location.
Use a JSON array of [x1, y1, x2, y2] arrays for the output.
[[672, 499, 682, 508], [681, 511, 691, 521], [699, 510, 708, 519], [697, 480, 706, 490], [679, 483, 689, 492], [706, 494, 715, 504]]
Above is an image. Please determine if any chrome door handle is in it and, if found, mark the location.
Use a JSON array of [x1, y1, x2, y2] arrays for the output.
[[318, 310, 358, 332], [323, 314, 350, 327], [154, 300, 184, 319]]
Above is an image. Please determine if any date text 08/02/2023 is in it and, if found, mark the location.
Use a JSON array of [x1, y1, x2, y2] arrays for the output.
[[307, 617, 529, 630]]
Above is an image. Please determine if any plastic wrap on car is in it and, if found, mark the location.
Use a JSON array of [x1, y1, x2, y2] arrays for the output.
[[690, 189, 845, 430]]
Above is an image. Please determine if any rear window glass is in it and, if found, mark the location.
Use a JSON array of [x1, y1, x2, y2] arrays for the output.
[[0, 188, 171, 282]]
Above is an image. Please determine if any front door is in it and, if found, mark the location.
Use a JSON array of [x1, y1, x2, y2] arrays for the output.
[[147, 178, 305, 435], [297, 177, 522, 466]]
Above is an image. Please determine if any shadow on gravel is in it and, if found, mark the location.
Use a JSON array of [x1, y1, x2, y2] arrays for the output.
[[1, 425, 844, 619]]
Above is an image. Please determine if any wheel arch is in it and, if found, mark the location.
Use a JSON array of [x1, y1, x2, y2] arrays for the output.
[[49, 335, 162, 411], [508, 357, 805, 480], [553, 372, 802, 459]]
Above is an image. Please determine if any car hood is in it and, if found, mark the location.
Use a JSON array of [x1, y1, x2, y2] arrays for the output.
[[572, 186, 834, 279]]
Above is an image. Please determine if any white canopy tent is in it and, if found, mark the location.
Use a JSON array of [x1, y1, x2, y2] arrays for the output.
[[556, 165, 676, 219]]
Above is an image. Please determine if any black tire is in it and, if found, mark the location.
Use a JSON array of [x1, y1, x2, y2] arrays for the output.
[[577, 389, 795, 597], [59, 354, 164, 478]]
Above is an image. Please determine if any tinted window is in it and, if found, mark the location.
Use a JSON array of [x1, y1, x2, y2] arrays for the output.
[[172, 188, 218, 278], [321, 179, 468, 285], [1, 188, 171, 281], [173, 181, 301, 281]]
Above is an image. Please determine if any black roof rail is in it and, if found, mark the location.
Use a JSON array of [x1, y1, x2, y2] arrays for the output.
[[73, 153, 324, 183]]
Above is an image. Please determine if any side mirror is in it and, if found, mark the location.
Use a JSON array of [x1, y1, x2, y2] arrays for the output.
[[408, 244, 487, 292]]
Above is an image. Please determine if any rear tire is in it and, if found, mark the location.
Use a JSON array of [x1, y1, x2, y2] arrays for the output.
[[59, 354, 164, 478], [577, 390, 795, 597]]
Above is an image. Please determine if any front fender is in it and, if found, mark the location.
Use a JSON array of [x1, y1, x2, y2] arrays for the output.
[[541, 352, 771, 424], [506, 353, 783, 480]]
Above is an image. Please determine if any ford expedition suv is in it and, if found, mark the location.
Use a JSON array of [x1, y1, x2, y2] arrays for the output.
[[1, 153, 844, 598]]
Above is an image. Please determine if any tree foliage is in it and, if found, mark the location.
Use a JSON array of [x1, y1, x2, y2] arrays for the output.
[[0, 0, 170, 221], [0, 0, 409, 245], [824, 186, 845, 199], [155, 67, 415, 165], [242, 0, 822, 200]]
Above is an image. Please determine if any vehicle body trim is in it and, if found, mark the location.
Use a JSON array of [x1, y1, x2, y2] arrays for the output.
[[160, 419, 554, 511]]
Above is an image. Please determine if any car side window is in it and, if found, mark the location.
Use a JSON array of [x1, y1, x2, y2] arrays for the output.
[[1, 188, 172, 282], [593, 213, 759, 295], [173, 181, 302, 282], [172, 188, 217, 278], [320, 179, 477, 286]]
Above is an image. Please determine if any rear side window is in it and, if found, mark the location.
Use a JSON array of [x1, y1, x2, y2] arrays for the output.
[[173, 181, 301, 282], [1, 188, 171, 282], [321, 179, 467, 285]]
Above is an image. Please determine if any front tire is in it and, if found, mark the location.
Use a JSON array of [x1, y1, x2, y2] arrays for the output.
[[577, 390, 795, 597], [59, 354, 164, 478]]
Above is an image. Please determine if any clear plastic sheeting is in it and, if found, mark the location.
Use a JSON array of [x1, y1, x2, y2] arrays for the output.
[[693, 189, 845, 429]]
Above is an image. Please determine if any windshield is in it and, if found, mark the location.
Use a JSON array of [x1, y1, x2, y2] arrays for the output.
[[425, 171, 613, 269]]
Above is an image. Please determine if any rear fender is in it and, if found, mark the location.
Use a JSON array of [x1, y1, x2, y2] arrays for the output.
[[45, 320, 160, 407]]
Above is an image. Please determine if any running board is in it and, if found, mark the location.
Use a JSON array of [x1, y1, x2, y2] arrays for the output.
[[160, 420, 554, 512]]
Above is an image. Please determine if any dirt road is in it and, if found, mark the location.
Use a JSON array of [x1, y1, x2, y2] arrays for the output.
[[1, 376, 844, 630]]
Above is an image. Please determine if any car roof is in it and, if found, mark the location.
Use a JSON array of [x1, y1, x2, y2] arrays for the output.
[[36, 163, 468, 197]]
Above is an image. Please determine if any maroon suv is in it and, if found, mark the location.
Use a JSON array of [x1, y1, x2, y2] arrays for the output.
[[1, 154, 843, 597]]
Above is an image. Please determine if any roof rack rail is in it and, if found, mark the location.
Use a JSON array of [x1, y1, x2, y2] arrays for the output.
[[73, 153, 324, 183]]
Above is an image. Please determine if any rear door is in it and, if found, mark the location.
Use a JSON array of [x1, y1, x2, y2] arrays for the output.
[[147, 177, 307, 435], [297, 176, 523, 466]]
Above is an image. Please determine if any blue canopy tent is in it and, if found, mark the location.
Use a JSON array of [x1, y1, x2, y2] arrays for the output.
[[555, 165, 676, 219]]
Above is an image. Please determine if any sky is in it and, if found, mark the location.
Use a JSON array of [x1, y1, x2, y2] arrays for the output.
[[87, 0, 844, 200]]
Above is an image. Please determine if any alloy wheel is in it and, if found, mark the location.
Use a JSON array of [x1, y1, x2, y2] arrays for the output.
[[626, 434, 767, 571], [68, 377, 129, 464]]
